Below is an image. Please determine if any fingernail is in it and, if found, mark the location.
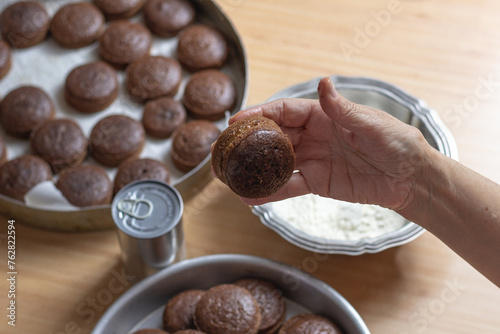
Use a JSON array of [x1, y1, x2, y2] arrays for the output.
[[318, 77, 338, 99]]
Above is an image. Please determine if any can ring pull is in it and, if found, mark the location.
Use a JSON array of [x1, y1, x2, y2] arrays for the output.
[[117, 198, 153, 219]]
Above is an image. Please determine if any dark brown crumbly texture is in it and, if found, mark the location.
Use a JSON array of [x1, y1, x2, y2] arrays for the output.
[[174, 330, 207, 334], [0, 86, 55, 138], [278, 314, 343, 334], [94, 0, 145, 20], [90, 115, 145, 167], [30, 119, 88, 173], [142, 97, 187, 138], [235, 278, 286, 334], [132, 330, 169, 334], [0, 135, 7, 166], [0, 155, 52, 202], [212, 116, 295, 199], [194, 284, 261, 334], [50, 2, 105, 48], [163, 289, 205, 332], [99, 21, 152, 68], [177, 24, 228, 72], [182, 70, 236, 121], [0, 1, 50, 48], [56, 165, 112, 207], [171, 120, 220, 172], [114, 158, 170, 194], [0, 40, 12, 80], [65, 61, 119, 113], [126, 56, 182, 101], [144, 0, 195, 37]]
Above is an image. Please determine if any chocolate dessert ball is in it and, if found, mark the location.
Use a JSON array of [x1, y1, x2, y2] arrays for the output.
[[64, 61, 119, 113], [0, 1, 50, 48], [99, 21, 152, 68], [0, 155, 52, 202], [94, 0, 145, 20], [212, 116, 295, 199], [182, 70, 236, 121], [126, 56, 182, 101], [177, 24, 228, 72], [30, 119, 88, 173], [50, 2, 105, 48], [56, 164, 112, 207], [142, 97, 187, 138], [171, 120, 220, 172], [89, 115, 145, 167], [144, 0, 195, 37], [0, 86, 55, 138]]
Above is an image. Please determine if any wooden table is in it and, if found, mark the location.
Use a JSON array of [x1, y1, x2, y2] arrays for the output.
[[2, 0, 500, 333]]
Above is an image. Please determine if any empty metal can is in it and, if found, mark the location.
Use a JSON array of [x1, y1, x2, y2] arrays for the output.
[[112, 180, 185, 281]]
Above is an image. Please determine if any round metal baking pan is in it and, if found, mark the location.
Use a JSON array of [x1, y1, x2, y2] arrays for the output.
[[252, 75, 458, 255], [91, 254, 371, 334], [0, 0, 248, 231]]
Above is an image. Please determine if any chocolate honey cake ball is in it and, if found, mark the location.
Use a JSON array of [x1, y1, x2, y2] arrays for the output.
[[50, 2, 105, 48], [212, 116, 295, 199], [170, 120, 220, 172], [163, 289, 205, 332], [0, 1, 50, 48], [182, 70, 236, 121], [94, 0, 145, 20], [0, 40, 12, 80], [235, 278, 286, 334], [0, 86, 55, 138], [126, 56, 182, 101], [114, 158, 170, 194], [174, 331, 207, 334], [64, 61, 119, 113], [142, 97, 187, 138], [0, 155, 52, 202], [90, 115, 145, 167], [278, 314, 343, 334], [194, 284, 261, 334], [56, 164, 112, 207], [144, 0, 195, 37], [177, 24, 228, 72], [99, 21, 152, 68], [30, 119, 88, 173], [0, 135, 7, 166]]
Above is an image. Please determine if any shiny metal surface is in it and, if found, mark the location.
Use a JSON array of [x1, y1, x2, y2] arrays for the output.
[[91, 254, 371, 334], [0, 0, 249, 231], [252, 75, 458, 255], [112, 181, 185, 281]]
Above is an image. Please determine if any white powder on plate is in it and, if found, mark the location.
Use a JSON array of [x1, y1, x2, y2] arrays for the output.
[[271, 194, 406, 240]]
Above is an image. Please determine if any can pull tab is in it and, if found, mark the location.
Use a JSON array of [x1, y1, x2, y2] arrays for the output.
[[117, 198, 153, 219]]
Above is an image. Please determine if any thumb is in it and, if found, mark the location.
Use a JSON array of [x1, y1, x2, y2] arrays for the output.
[[317, 77, 375, 134]]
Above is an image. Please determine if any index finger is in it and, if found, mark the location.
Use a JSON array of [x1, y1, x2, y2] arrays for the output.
[[229, 98, 321, 128]]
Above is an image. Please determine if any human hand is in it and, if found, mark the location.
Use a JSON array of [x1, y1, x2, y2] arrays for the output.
[[228, 77, 432, 210]]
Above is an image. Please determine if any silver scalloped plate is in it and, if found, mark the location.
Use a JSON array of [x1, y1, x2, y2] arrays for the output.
[[252, 75, 458, 255]]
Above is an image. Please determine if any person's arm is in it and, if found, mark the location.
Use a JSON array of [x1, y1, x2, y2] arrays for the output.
[[398, 146, 500, 285], [225, 77, 500, 286]]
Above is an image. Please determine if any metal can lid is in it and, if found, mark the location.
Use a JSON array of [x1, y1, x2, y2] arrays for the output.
[[111, 180, 183, 239]]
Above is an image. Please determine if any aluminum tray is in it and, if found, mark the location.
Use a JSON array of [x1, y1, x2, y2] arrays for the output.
[[252, 75, 458, 255], [0, 0, 248, 231], [92, 254, 371, 334]]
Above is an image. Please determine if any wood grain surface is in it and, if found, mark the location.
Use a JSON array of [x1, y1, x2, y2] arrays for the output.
[[1, 0, 500, 333]]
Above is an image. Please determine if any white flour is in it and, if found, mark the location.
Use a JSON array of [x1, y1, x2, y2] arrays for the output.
[[271, 194, 406, 240]]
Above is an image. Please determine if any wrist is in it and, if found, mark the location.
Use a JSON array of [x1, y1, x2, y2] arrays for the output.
[[395, 144, 449, 226]]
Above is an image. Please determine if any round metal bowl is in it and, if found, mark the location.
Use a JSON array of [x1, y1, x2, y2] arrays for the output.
[[0, 0, 248, 231], [91, 254, 370, 334], [252, 75, 458, 255]]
